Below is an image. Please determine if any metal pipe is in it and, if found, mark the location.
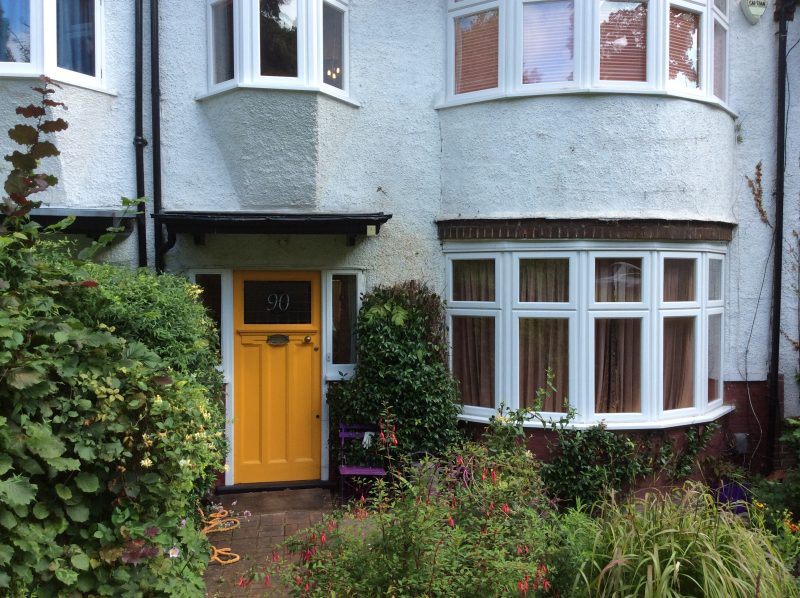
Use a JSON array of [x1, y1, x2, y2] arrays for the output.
[[133, 0, 148, 268], [151, 0, 165, 272], [767, 0, 793, 471]]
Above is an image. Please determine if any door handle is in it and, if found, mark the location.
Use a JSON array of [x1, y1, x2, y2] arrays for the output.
[[304, 336, 312, 344]]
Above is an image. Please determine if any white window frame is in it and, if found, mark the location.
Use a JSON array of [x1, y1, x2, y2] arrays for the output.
[[205, 0, 352, 102], [445, 241, 731, 429], [442, 0, 731, 112], [0, 0, 104, 89]]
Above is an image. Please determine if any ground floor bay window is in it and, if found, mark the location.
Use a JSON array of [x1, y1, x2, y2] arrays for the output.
[[446, 241, 729, 428]]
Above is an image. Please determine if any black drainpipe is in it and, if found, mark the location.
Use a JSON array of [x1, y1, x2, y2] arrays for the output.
[[151, 0, 165, 273], [133, 0, 148, 268], [768, 0, 794, 470]]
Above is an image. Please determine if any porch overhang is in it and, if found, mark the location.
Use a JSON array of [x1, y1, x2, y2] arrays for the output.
[[153, 211, 392, 247], [4, 208, 136, 238]]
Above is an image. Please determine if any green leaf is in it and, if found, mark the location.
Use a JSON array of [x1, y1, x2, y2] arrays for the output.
[[70, 553, 90, 571], [0, 544, 12, 566], [55, 484, 72, 501], [55, 566, 78, 585], [53, 331, 70, 343], [7, 124, 38, 145], [32, 502, 49, 519], [0, 454, 11, 476], [24, 423, 65, 459], [7, 367, 44, 390], [0, 509, 17, 530], [0, 476, 37, 507], [74, 444, 95, 460], [74, 472, 99, 493], [29, 141, 60, 159], [66, 505, 89, 523]]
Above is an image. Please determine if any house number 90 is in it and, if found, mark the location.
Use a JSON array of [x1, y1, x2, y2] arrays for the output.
[[266, 293, 290, 312]]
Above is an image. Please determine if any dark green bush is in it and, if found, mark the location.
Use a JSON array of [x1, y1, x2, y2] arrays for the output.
[[328, 281, 461, 458]]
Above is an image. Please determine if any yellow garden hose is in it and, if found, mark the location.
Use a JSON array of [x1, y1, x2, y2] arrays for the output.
[[200, 507, 241, 565]]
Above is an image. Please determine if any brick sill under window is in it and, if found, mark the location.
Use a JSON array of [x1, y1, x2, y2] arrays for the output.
[[459, 403, 735, 431]]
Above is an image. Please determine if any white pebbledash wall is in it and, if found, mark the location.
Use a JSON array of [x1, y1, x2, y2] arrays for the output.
[[0, 0, 797, 415]]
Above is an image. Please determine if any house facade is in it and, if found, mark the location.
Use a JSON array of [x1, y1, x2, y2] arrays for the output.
[[1, 0, 797, 487]]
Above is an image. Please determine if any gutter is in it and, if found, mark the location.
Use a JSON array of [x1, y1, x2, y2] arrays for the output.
[[151, 0, 165, 273], [133, 0, 148, 267], [768, 0, 796, 470]]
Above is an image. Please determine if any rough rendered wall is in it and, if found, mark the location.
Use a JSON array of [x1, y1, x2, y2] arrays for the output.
[[440, 95, 736, 221]]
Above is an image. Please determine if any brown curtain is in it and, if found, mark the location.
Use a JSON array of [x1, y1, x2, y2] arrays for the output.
[[453, 260, 495, 302], [663, 317, 694, 410], [519, 319, 568, 411], [663, 259, 695, 302], [595, 318, 641, 413], [452, 316, 495, 408], [595, 258, 642, 302], [520, 259, 569, 302], [454, 9, 499, 94]]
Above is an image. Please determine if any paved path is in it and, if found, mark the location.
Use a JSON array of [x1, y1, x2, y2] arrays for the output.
[[204, 488, 333, 597]]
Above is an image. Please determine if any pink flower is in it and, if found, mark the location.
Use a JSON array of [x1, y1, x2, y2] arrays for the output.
[[167, 546, 179, 558], [243, 510, 252, 517], [456, 455, 464, 466]]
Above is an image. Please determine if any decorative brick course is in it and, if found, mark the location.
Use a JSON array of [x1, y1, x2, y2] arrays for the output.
[[437, 218, 736, 242]]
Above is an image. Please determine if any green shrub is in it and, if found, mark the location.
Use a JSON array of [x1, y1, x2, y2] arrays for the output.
[[327, 281, 461, 459], [253, 439, 591, 597], [71, 263, 222, 395], [0, 80, 225, 595], [578, 484, 798, 597], [541, 424, 651, 509]]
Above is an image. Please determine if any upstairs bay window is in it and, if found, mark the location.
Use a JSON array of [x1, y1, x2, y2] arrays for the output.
[[445, 0, 729, 107], [0, 0, 103, 87], [447, 243, 728, 428], [207, 0, 350, 100]]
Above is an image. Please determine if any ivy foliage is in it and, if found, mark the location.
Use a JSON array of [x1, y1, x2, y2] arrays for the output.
[[0, 79, 225, 595], [328, 281, 461, 458]]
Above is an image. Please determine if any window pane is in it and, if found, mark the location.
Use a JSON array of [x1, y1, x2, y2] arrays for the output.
[[519, 318, 568, 411], [708, 313, 722, 401], [708, 259, 722, 301], [260, 0, 298, 77], [323, 3, 344, 89], [595, 258, 642, 302], [713, 20, 726, 100], [663, 258, 695, 302], [332, 275, 357, 364], [453, 259, 495, 302], [57, 0, 95, 76], [212, 0, 234, 84], [0, 0, 30, 63], [522, 0, 574, 84], [664, 316, 695, 410], [519, 258, 569, 302], [595, 318, 641, 413], [452, 316, 495, 407], [454, 9, 499, 94], [195, 274, 222, 345], [599, 0, 647, 82], [714, 0, 727, 15], [669, 7, 700, 90], [243, 280, 311, 324]]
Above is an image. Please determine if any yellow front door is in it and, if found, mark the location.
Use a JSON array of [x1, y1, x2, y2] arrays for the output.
[[233, 271, 321, 483]]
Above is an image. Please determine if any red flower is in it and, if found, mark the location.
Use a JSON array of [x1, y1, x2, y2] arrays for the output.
[[264, 574, 271, 587], [502, 503, 510, 515], [238, 576, 250, 588], [320, 532, 327, 545], [78, 280, 98, 287], [491, 469, 497, 484], [448, 516, 455, 528], [271, 549, 281, 562], [482, 468, 487, 481], [456, 455, 464, 466], [543, 579, 551, 591]]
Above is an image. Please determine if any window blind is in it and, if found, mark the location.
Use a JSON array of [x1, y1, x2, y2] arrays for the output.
[[668, 7, 700, 89], [454, 9, 499, 94], [522, 0, 574, 84], [599, 0, 648, 82], [713, 19, 726, 100]]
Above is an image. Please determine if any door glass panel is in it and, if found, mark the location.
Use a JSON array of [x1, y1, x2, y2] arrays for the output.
[[332, 274, 357, 364], [244, 280, 311, 324]]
